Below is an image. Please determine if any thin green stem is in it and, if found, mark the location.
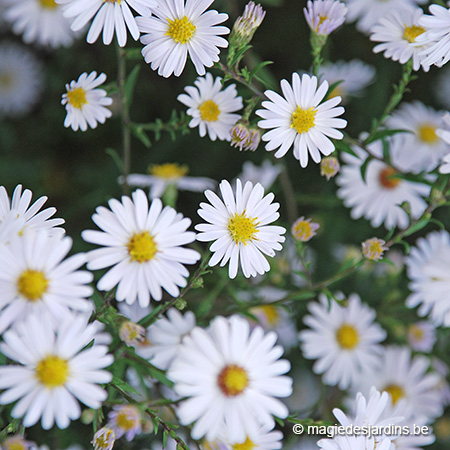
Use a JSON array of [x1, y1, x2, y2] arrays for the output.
[[310, 33, 327, 77]]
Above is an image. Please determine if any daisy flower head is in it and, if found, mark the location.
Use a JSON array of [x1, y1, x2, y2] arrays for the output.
[[344, 0, 425, 35], [195, 179, 286, 279], [136, 307, 196, 370], [92, 426, 116, 450], [361, 237, 388, 261], [407, 321, 436, 352], [317, 60, 376, 104], [178, 73, 243, 141], [0, 312, 113, 429], [0, 43, 43, 118], [370, 8, 430, 72], [336, 136, 430, 229], [123, 162, 216, 199], [351, 346, 443, 423], [56, 0, 155, 47], [62, 71, 113, 132], [405, 230, 450, 327], [108, 404, 142, 441], [320, 156, 340, 180], [256, 73, 347, 168], [299, 293, 386, 390], [0, 184, 65, 237], [82, 189, 201, 307], [386, 101, 450, 173], [291, 216, 319, 242], [2, 0, 77, 48], [136, 0, 230, 78], [0, 230, 93, 334], [213, 426, 283, 450], [304, 0, 347, 36], [168, 315, 293, 443]]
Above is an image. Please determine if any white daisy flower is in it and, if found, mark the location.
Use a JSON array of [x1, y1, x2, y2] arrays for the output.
[[405, 230, 450, 327], [211, 426, 283, 450], [108, 404, 142, 441], [0, 312, 113, 429], [304, 0, 347, 36], [256, 73, 347, 168], [136, 307, 196, 370], [2, 0, 76, 48], [61, 71, 113, 132], [344, 0, 425, 35], [417, 4, 450, 68], [122, 162, 216, 199], [136, 0, 229, 78], [0, 231, 93, 334], [82, 189, 201, 307], [0, 184, 65, 237], [0, 43, 43, 118], [317, 59, 376, 103], [299, 293, 386, 390], [407, 321, 436, 352], [336, 136, 431, 229], [351, 346, 443, 423], [370, 8, 430, 72], [56, 0, 155, 47], [195, 179, 286, 279], [168, 315, 292, 443], [178, 73, 243, 141], [385, 101, 450, 173], [237, 160, 282, 190]]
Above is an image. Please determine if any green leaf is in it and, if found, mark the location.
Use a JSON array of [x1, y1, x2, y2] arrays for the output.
[[402, 216, 431, 237], [334, 139, 357, 157], [124, 64, 141, 105], [130, 123, 152, 148], [248, 60, 273, 82], [364, 128, 411, 145], [163, 430, 169, 448], [105, 148, 124, 171], [359, 156, 372, 183], [111, 376, 141, 396]]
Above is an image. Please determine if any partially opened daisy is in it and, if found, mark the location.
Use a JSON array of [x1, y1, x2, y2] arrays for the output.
[[82, 189, 201, 307], [304, 0, 347, 36], [256, 73, 347, 168], [0, 312, 113, 429], [56, 0, 155, 47], [195, 179, 286, 279], [2, 0, 77, 48], [62, 71, 112, 132], [178, 73, 243, 141], [136, 0, 229, 78], [0, 231, 93, 334], [370, 8, 430, 72], [0, 184, 65, 237], [299, 293, 386, 390], [168, 315, 292, 443]]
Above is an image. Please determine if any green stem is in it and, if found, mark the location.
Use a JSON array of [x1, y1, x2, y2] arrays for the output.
[[310, 33, 327, 77], [218, 62, 266, 99]]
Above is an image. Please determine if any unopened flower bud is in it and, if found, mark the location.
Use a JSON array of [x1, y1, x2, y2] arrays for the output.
[[119, 321, 146, 347], [291, 217, 320, 242], [362, 237, 388, 261], [92, 427, 115, 450], [320, 156, 340, 180]]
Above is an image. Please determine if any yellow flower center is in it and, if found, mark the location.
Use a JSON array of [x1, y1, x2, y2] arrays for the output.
[[259, 304, 280, 326], [408, 324, 425, 342], [35, 355, 69, 388], [336, 324, 359, 350], [39, 0, 58, 9], [67, 87, 87, 109], [217, 364, 249, 397], [384, 384, 405, 405], [149, 163, 189, 179], [199, 100, 220, 122], [94, 429, 115, 450], [104, 0, 122, 3], [228, 212, 259, 245], [116, 410, 136, 431], [291, 106, 317, 134], [16, 269, 49, 302], [3, 437, 28, 450], [166, 15, 196, 44], [362, 238, 386, 261], [418, 123, 438, 144], [292, 219, 314, 242], [232, 437, 256, 450], [378, 167, 401, 189], [403, 25, 425, 43], [0, 73, 14, 89], [127, 231, 158, 263]]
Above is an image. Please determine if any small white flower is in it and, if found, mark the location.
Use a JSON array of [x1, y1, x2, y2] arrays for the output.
[[178, 73, 243, 141], [137, 308, 196, 370], [195, 179, 286, 279], [123, 162, 216, 199], [57, 0, 155, 47], [0, 43, 43, 118], [3, 0, 77, 48], [62, 71, 113, 132], [82, 189, 201, 307], [0, 312, 112, 429], [336, 136, 430, 229], [0, 231, 93, 334], [299, 293, 386, 390], [108, 405, 142, 441], [236, 160, 282, 190], [136, 0, 229, 78], [304, 0, 347, 36], [256, 73, 347, 168], [168, 315, 292, 443], [405, 230, 450, 327], [0, 184, 65, 237], [370, 8, 430, 72], [407, 321, 436, 352]]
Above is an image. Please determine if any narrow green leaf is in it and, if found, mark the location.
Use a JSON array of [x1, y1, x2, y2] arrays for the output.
[[124, 64, 141, 105], [111, 376, 141, 396], [105, 148, 124, 171], [402, 217, 430, 237], [248, 60, 273, 81], [130, 123, 152, 148], [364, 128, 411, 145], [334, 139, 357, 157]]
